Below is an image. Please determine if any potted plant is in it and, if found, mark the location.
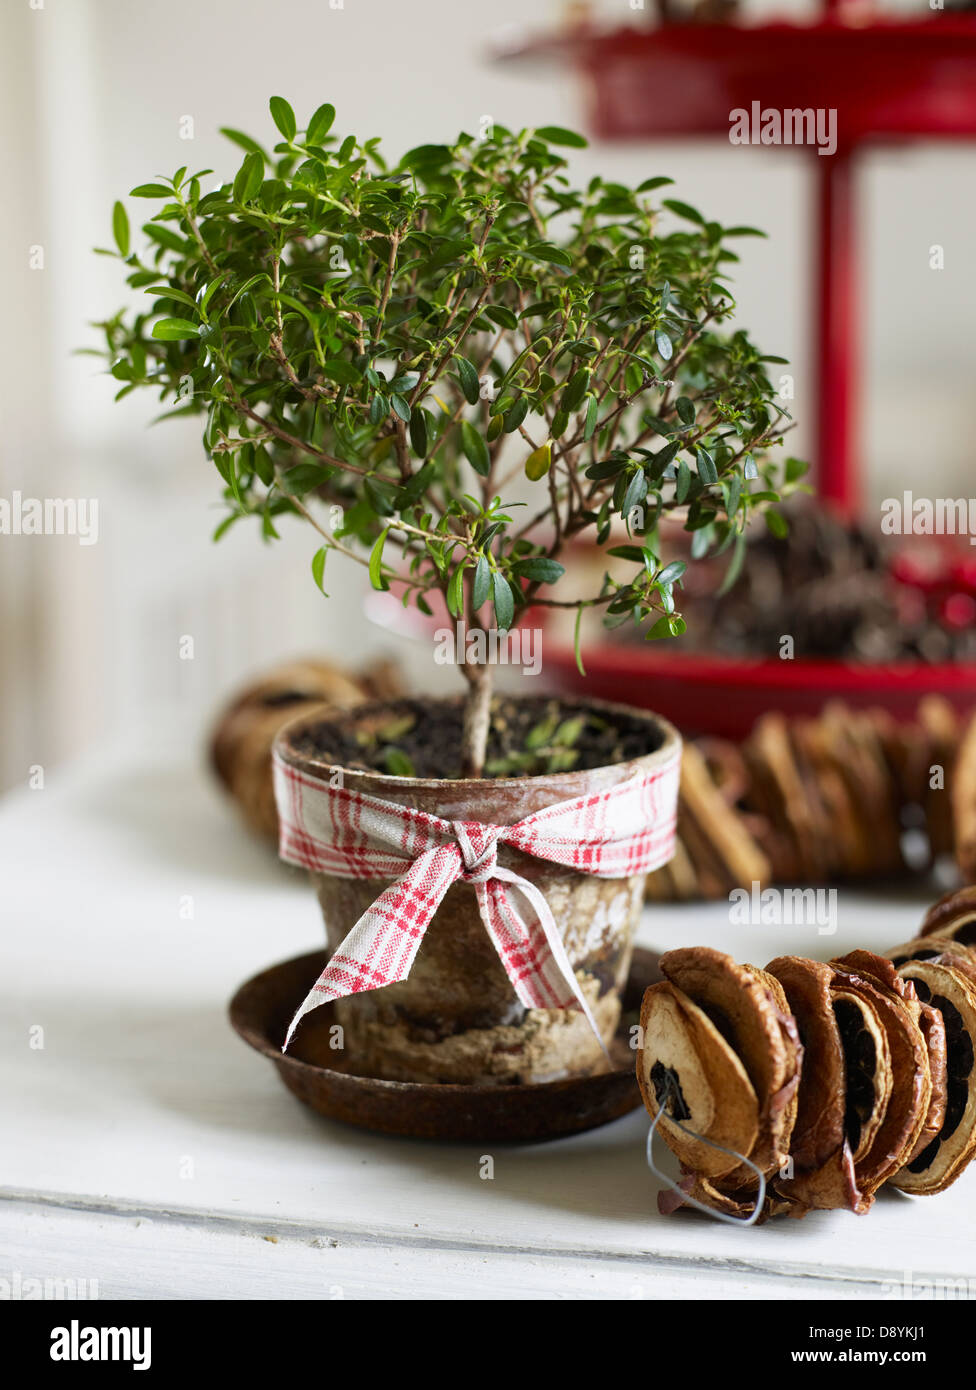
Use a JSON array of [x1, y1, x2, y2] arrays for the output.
[[96, 100, 795, 1086]]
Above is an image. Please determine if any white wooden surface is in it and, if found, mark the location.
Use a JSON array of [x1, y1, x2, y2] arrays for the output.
[[2, 715, 974, 1300]]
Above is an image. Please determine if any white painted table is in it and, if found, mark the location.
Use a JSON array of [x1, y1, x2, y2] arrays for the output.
[[2, 716, 973, 1301]]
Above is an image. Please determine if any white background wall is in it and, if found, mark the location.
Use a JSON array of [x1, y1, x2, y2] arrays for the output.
[[1, 0, 973, 790]]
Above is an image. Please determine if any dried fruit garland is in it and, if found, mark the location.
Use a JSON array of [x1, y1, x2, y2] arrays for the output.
[[638, 886, 976, 1221], [645, 694, 976, 902]]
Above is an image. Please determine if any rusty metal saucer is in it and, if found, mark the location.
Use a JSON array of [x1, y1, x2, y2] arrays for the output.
[[229, 947, 661, 1142]]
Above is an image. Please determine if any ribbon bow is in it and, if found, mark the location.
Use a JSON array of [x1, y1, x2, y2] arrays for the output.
[[273, 743, 680, 1050]]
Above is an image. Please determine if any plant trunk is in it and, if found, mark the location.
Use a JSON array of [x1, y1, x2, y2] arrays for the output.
[[460, 662, 493, 778]]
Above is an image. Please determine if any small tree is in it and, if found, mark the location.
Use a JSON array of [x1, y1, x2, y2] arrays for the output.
[[96, 100, 803, 777]]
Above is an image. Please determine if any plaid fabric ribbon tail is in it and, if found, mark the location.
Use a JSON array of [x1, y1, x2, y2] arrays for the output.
[[467, 862, 609, 1058], [282, 847, 607, 1054], [282, 841, 462, 1050]]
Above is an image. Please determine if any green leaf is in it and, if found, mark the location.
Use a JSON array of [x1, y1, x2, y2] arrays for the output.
[[253, 445, 274, 485], [526, 713, 559, 750], [485, 305, 518, 331], [656, 560, 686, 587], [552, 716, 585, 747], [446, 562, 466, 618], [525, 242, 573, 269], [723, 225, 768, 238], [655, 330, 673, 361], [585, 457, 624, 482], [675, 458, 691, 504], [112, 201, 129, 257], [409, 406, 428, 458], [525, 442, 551, 481], [212, 513, 241, 543], [622, 470, 648, 518], [573, 604, 586, 677], [220, 127, 267, 157], [144, 286, 198, 310], [515, 557, 565, 584], [390, 370, 419, 393], [472, 554, 491, 611], [280, 463, 332, 495], [636, 176, 674, 192], [717, 531, 746, 596], [391, 393, 411, 422], [269, 96, 297, 142], [143, 224, 188, 254], [262, 508, 281, 542], [583, 395, 599, 441], [129, 183, 172, 198], [199, 272, 229, 316], [460, 420, 490, 477], [369, 393, 388, 425], [322, 359, 361, 386], [676, 396, 695, 426], [697, 447, 718, 485], [234, 150, 264, 203], [561, 367, 590, 413], [311, 546, 329, 595], [649, 439, 681, 477], [642, 417, 676, 439], [663, 198, 705, 226], [765, 509, 789, 539], [503, 397, 528, 434], [606, 545, 647, 563], [455, 355, 480, 405], [306, 103, 336, 145], [368, 527, 390, 590], [534, 125, 588, 148], [492, 571, 515, 630], [645, 613, 685, 640], [382, 747, 416, 778], [152, 317, 200, 341]]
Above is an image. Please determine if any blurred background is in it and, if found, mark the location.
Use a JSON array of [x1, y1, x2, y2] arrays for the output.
[[2, 0, 974, 792]]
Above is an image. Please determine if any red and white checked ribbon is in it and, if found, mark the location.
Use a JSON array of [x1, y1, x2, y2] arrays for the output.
[[273, 742, 680, 1051]]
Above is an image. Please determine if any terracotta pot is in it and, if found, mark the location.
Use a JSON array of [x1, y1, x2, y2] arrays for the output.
[[275, 695, 680, 1086]]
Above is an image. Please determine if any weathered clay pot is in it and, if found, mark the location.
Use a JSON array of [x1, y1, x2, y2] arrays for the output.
[[275, 696, 680, 1086]]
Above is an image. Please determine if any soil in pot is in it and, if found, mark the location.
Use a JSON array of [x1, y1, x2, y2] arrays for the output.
[[277, 694, 679, 1088], [287, 694, 658, 781]]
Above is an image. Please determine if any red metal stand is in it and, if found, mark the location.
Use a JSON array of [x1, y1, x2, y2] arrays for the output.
[[494, 5, 976, 515], [816, 147, 858, 514]]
